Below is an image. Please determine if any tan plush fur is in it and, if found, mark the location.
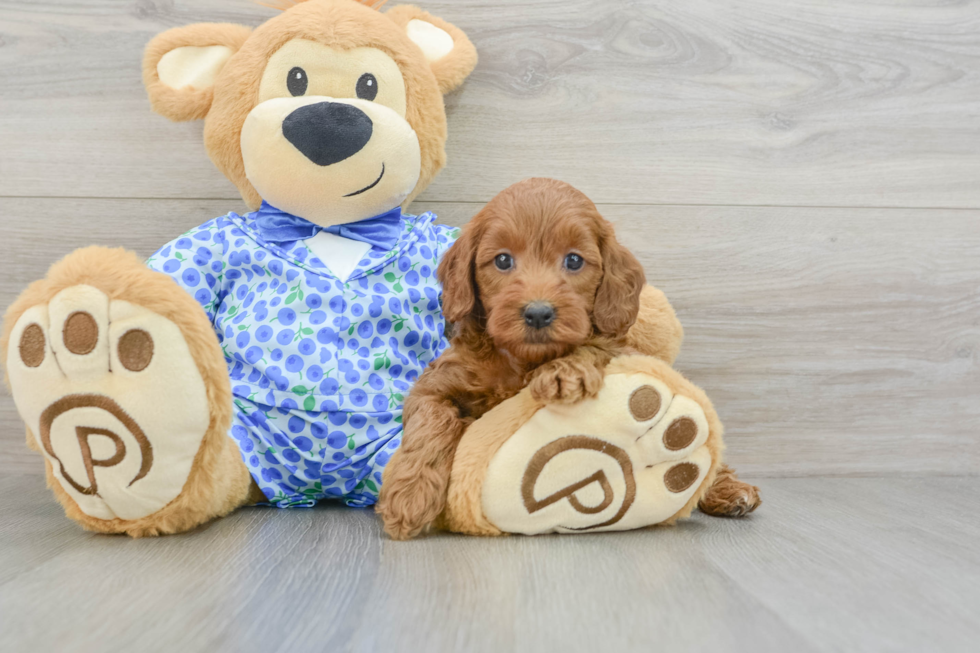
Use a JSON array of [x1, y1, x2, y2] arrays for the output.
[[384, 5, 480, 94], [143, 23, 254, 122], [377, 179, 649, 540], [142, 0, 477, 212], [627, 285, 684, 365], [1, 247, 255, 536]]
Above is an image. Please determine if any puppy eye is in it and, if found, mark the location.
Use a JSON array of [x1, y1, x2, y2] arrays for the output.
[[494, 253, 514, 271], [564, 253, 584, 271], [356, 73, 378, 101], [287, 67, 308, 97]]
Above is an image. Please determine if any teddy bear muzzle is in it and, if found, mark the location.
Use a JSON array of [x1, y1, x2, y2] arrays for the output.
[[240, 95, 422, 227]]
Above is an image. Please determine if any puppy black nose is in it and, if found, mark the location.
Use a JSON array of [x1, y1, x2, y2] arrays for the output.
[[282, 101, 373, 167], [523, 302, 555, 329]]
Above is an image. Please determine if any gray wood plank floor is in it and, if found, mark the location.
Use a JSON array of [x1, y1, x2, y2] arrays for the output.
[[1, 474, 977, 653]]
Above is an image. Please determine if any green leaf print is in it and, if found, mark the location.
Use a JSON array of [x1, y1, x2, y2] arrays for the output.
[[286, 292, 298, 304], [304, 395, 316, 411], [374, 357, 384, 370], [291, 385, 310, 394], [364, 479, 378, 492], [384, 272, 397, 282], [393, 282, 403, 292]]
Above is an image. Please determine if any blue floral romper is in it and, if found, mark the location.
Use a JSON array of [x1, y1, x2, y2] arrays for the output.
[[146, 209, 459, 507]]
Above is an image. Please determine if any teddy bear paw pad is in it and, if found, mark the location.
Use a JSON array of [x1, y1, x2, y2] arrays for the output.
[[6, 285, 210, 521], [481, 372, 713, 534]]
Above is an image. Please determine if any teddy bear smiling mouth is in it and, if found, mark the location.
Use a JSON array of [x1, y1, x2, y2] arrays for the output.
[[343, 162, 385, 197]]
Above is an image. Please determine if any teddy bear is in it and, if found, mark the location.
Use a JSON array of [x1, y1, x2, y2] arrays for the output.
[[1, 0, 759, 537]]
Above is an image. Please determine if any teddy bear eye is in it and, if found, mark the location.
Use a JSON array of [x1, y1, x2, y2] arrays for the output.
[[356, 73, 378, 101], [287, 67, 308, 97]]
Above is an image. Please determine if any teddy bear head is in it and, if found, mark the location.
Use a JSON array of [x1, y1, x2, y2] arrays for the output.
[[143, 0, 477, 225]]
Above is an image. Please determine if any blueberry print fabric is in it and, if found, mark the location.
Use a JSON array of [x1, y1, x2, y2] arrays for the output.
[[146, 208, 459, 508]]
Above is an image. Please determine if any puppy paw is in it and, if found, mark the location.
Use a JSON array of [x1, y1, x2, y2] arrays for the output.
[[378, 504, 428, 541], [377, 458, 446, 540], [529, 357, 605, 404], [699, 469, 762, 518], [377, 489, 438, 540]]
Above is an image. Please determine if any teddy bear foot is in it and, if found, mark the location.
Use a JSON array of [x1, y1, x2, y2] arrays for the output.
[[443, 356, 723, 536], [3, 247, 253, 536]]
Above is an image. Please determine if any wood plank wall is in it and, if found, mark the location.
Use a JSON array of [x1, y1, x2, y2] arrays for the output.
[[1, 0, 977, 477]]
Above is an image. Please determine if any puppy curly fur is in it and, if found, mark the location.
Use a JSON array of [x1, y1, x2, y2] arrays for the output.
[[377, 178, 648, 539]]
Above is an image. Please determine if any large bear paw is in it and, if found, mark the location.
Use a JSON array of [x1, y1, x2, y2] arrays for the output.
[[1, 247, 251, 536], [6, 284, 212, 522], [444, 356, 722, 535]]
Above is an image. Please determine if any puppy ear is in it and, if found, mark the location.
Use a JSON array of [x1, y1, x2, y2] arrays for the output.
[[385, 6, 478, 94], [143, 23, 252, 122], [593, 223, 647, 338], [437, 225, 479, 323]]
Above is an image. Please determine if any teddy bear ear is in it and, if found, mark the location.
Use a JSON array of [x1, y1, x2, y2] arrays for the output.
[[143, 23, 253, 122], [385, 6, 478, 94]]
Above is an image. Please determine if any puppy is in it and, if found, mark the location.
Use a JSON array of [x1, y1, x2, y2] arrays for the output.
[[377, 178, 646, 540]]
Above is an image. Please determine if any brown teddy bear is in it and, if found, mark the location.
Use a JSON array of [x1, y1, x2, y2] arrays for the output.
[[1, 0, 758, 538]]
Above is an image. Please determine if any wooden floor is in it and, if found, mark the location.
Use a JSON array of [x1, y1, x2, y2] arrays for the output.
[[1, 474, 977, 652], [0, 1, 978, 651]]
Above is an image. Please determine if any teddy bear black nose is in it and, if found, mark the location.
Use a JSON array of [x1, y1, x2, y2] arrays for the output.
[[282, 101, 373, 167]]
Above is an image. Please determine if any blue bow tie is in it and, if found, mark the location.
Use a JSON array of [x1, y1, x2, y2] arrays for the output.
[[253, 201, 403, 252]]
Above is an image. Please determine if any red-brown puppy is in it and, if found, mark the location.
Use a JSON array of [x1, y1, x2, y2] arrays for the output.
[[377, 178, 645, 540]]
